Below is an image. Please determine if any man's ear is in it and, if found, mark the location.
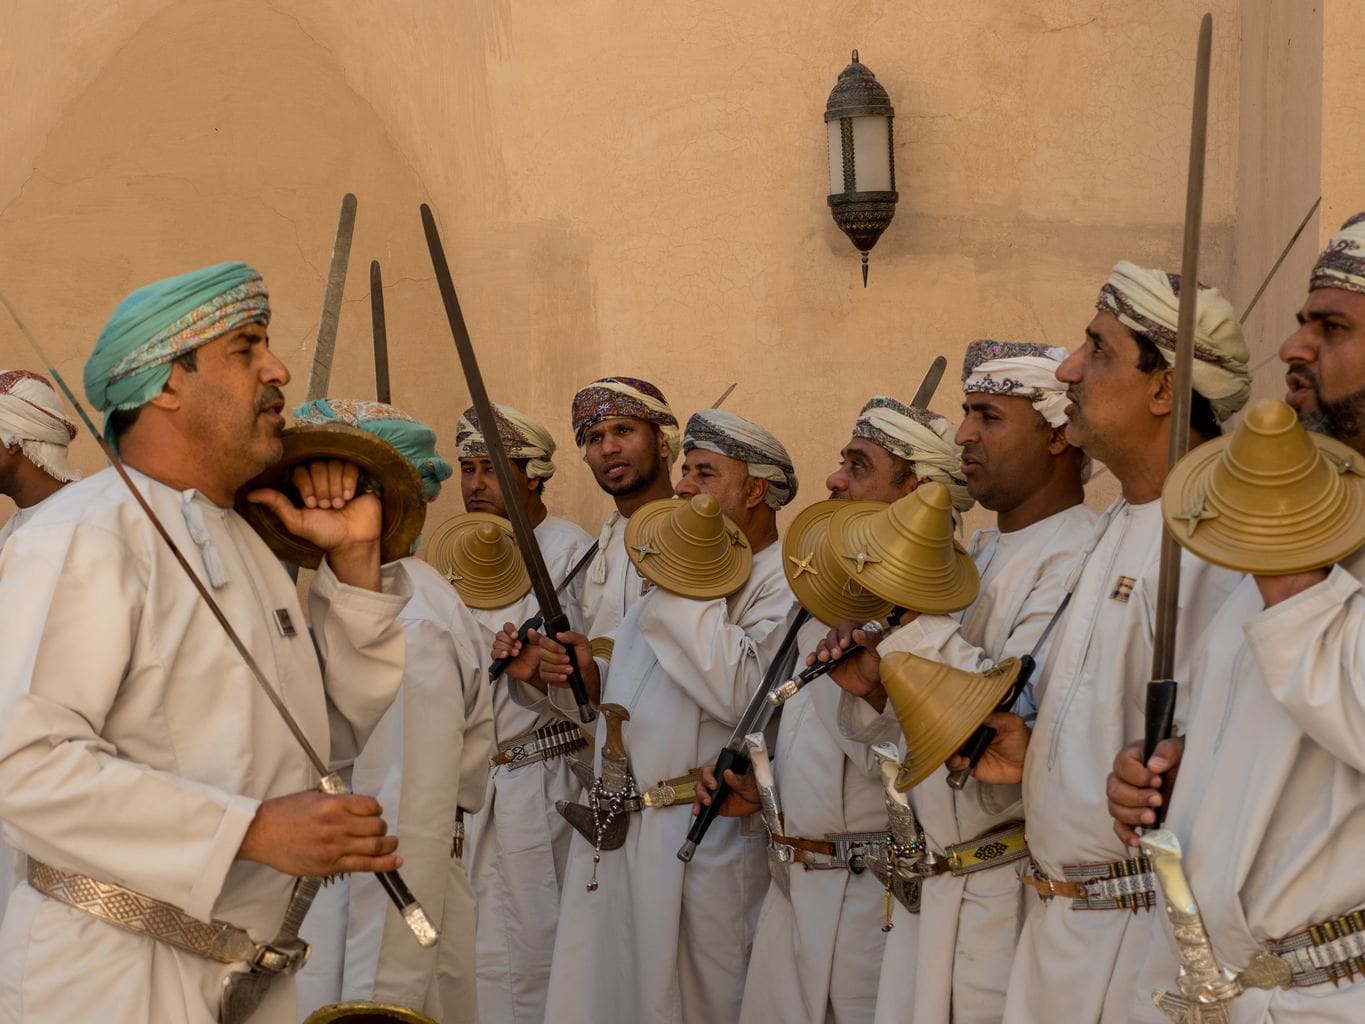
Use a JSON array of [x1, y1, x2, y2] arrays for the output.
[[1148, 366, 1174, 418], [1046, 425, 1072, 456], [745, 476, 770, 511], [145, 370, 186, 412]]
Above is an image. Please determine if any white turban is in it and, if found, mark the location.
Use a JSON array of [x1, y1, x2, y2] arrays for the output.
[[683, 408, 797, 509], [455, 403, 557, 481], [1310, 212, 1365, 295], [0, 370, 80, 483], [853, 396, 973, 514], [1096, 261, 1251, 424], [961, 340, 1072, 428]]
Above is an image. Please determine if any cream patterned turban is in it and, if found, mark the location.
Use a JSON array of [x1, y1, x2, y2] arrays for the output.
[[1310, 213, 1365, 294], [571, 376, 681, 467], [456, 404, 557, 481], [0, 369, 80, 483], [853, 396, 972, 513], [1095, 261, 1251, 424], [961, 340, 1072, 428], [683, 408, 797, 509]]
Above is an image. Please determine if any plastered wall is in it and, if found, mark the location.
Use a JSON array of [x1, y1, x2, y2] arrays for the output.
[[0, 1, 1350, 541]]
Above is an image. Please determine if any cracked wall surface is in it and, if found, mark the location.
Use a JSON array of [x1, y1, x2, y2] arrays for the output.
[[0, 0, 1343, 536]]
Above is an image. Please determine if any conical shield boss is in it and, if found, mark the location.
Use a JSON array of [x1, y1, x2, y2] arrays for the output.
[[422, 511, 531, 608], [625, 493, 753, 599]]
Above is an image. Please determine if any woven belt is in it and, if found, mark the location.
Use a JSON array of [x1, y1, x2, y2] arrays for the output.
[[624, 770, 703, 811], [1020, 855, 1156, 911], [1266, 905, 1365, 988], [771, 830, 890, 872], [491, 719, 590, 771], [27, 858, 310, 974]]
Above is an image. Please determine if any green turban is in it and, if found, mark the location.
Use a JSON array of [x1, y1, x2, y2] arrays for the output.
[[84, 262, 270, 448], [292, 398, 453, 502]]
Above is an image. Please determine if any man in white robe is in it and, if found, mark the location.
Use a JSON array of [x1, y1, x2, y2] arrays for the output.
[[454, 403, 593, 1024], [1106, 213, 1365, 1021], [567, 376, 680, 639], [0, 369, 81, 926], [815, 344, 1095, 1024], [728, 395, 975, 1024], [535, 408, 799, 1024], [291, 400, 493, 1024], [976, 264, 1251, 1023], [0, 263, 408, 1024]]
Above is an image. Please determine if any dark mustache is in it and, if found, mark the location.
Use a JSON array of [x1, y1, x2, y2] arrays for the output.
[[1286, 362, 1318, 388], [256, 386, 285, 413]]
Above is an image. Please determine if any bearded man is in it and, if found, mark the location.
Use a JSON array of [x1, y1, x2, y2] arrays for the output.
[[814, 346, 1092, 1024], [454, 402, 593, 1024], [537, 408, 799, 1024], [568, 376, 680, 638], [0, 263, 408, 1024], [961, 264, 1251, 1024], [1105, 213, 1365, 1022], [705, 395, 973, 1024]]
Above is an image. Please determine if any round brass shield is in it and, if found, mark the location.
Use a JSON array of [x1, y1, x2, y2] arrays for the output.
[[235, 423, 427, 568], [880, 652, 1022, 791], [783, 499, 893, 627], [303, 1002, 439, 1024], [827, 483, 979, 614], [625, 494, 752, 599], [1162, 399, 1365, 575], [422, 511, 532, 609]]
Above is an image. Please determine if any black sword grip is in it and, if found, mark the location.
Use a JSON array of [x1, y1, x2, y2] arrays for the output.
[[487, 614, 544, 681], [945, 654, 1035, 790], [678, 745, 751, 862], [376, 868, 416, 910], [1144, 678, 1178, 828], [544, 611, 597, 724]]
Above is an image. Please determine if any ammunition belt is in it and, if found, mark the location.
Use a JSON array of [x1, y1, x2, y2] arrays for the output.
[[1267, 905, 1365, 988], [770, 830, 891, 873], [27, 858, 310, 974], [1020, 855, 1156, 911], [491, 719, 589, 771]]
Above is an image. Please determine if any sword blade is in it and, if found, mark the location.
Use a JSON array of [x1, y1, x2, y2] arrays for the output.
[[371, 260, 391, 404], [305, 193, 358, 403], [419, 204, 595, 722], [1149, 14, 1212, 768], [711, 382, 738, 408], [911, 355, 947, 409]]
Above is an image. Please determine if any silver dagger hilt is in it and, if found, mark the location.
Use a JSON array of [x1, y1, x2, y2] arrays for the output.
[[767, 619, 887, 707]]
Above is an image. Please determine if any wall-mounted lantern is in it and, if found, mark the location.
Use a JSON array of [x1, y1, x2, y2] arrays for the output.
[[825, 51, 898, 287]]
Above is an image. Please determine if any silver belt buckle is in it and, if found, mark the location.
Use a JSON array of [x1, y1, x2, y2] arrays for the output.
[[252, 937, 311, 974]]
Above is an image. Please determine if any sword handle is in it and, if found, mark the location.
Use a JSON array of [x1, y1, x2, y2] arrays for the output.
[[1144, 678, 1178, 828], [946, 654, 1034, 790], [678, 744, 750, 862], [487, 613, 544, 681], [767, 611, 902, 708], [544, 611, 597, 724]]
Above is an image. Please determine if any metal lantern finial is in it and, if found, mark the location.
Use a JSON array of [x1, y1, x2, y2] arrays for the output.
[[825, 50, 898, 286]]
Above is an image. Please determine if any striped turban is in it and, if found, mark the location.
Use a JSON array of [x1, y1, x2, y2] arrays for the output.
[[961, 340, 1072, 428], [571, 376, 680, 467], [684, 408, 797, 509], [854, 396, 973, 514], [455, 404, 557, 482], [293, 398, 452, 502], [83, 262, 270, 449], [1310, 213, 1365, 295], [1096, 261, 1250, 424], [0, 370, 80, 483]]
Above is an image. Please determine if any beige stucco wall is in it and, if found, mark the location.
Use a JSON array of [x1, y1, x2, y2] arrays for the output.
[[0, 1, 1352, 541]]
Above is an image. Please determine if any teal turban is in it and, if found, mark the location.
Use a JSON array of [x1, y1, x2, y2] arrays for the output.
[[84, 262, 270, 447], [293, 398, 453, 502]]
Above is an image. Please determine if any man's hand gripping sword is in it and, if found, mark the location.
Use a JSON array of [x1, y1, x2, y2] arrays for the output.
[[0, 293, 438, 949]]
